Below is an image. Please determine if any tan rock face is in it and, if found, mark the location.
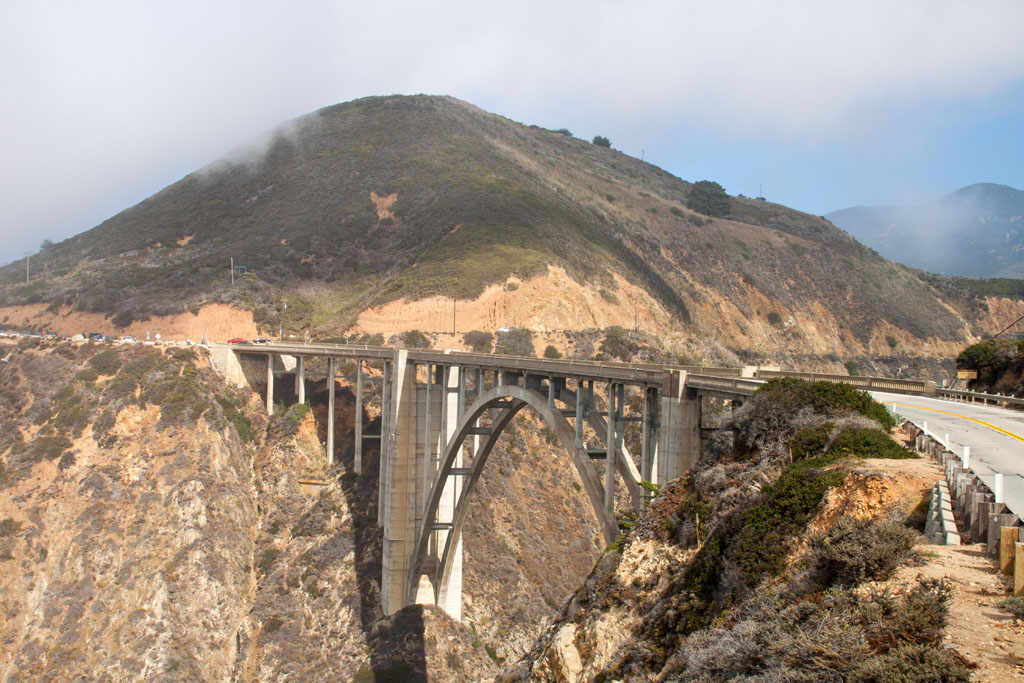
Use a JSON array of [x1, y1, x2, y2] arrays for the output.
[[0, 342, 593, 681], [0, 344, 255, 680]]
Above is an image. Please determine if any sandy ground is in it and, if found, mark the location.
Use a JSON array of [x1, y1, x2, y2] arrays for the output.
[[805, 445, 1023, 682], [911, 543, 1024, 681], [0, 303, 257, 342]]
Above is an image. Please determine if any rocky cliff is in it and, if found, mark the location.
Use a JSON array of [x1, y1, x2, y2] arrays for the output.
[[0, 338, 602, 680]]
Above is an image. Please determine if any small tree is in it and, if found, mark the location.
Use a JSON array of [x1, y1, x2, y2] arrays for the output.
[[40, 238, 55, 251], [592, 135, 611, 148], [463, 330, 493, 354], [555, 128, 573, 137], [686, 180, 731, 218], [400, 329, 431, 349], [495, 328, 534, 356], [543, 344, 563, 359]]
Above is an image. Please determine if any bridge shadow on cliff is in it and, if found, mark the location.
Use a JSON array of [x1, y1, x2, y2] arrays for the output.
[[306, 380, 428, 683]]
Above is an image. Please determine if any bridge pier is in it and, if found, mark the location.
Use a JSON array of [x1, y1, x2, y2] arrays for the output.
[[327, 358, 335, 465], [295, 356, 305, 404], [658, 370, 701, 484], [266, 354, 274, 415], [382, 352, 465, 620]]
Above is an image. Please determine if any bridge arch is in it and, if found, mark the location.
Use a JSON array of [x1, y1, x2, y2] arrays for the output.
[[405, 383, 619, 608]]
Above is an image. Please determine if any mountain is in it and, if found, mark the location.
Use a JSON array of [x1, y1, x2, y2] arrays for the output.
[[1, 95, 1022, 367], [827, 183, 1024, 278]]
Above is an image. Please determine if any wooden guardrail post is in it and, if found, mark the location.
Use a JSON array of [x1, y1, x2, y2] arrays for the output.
[[1001, 527, 1018, 575]]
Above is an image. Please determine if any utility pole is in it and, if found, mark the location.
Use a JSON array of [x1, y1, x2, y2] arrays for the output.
[[634, 300, 638, 333], [230, 257, 234, 286], [452, 297, 456, 335], [25, 252, 30, 284]]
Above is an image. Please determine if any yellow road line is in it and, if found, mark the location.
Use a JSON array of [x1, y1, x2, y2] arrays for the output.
[[893, 402, 1024, 444]]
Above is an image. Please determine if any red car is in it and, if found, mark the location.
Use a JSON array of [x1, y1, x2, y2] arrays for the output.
[[227, 338, 251, 344]]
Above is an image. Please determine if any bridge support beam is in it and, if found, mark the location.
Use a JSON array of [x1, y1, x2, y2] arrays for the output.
[[296, 356, 305, 405], [266, 355, 274, 415], [354, 360, 363, 474], [326, 357, 335, 466], [657, 370, 701, 484]]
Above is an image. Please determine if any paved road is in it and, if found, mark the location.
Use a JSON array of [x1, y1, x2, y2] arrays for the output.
[[872, 390, 1024, 520]]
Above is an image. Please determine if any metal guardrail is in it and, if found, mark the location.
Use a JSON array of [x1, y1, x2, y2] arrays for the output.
[[936, 387, 1024, 408]]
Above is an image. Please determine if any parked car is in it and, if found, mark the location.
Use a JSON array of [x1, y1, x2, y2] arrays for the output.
[[253, 337, 270, 344], [87, 332, 104, 341], [45, 332, 57, 339], [227, 338, 248, 344]]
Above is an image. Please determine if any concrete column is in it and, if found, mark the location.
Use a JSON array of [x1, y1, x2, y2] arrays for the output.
[[423, 363, 432, 503], [381, 350, 418, 616], [605, 382, 616, 520], [657, 371, 701, 485], [296, 356, 305, 404], [420, 363, 463, 621], [379, 360, 392, 527], [574, 380, 584, 450], [641, 384, 651, 483], [266, 355, 274, 415], [326, 357, 335, 466], [354, 360, 363, 474]]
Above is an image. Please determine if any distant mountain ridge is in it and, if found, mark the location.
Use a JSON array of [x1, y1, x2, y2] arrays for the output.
[[827, 183, 1024, 278]]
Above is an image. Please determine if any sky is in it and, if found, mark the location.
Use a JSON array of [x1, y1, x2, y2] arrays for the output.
[[2, 0, 1023, 266]]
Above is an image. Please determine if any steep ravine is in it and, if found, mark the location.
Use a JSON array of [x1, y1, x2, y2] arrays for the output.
[[0, 340, 603, 680]]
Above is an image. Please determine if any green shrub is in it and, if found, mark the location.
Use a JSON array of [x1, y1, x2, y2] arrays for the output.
[[732, 465, 846, 590], [357, 333, 384, 346], [810, 516, 919, 588], [755, 378, 895, 431], [258, 548, 279, 574], [216, 395, 254, 443], [399, 329, 430, 349], [598, 325, 638, 362], [463, 330, 493, 353], [788, 424, 831, 460], [543, 344, 562, 359], [845, 360, 860, 376], [829, 427, 915, 459], [592, 135, 611, 148], [849, 644, 968, 682], [670, 206, 685, 218], [897, 578, 952, 644], [169, 347, 196, 362], [267, 402, 309, 440], [766, 311, 783, 327], [999, 596, 1024, 619], [87, 348, 122, 375], [495, 327, 533, 356], [74, 367, 99, 384]]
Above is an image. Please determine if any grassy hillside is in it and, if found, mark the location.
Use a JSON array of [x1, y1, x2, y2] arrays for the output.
[[0, 95, 996, 346]]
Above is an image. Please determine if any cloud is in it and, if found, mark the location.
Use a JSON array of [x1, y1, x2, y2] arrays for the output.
[[2, 0, 1023, 264]]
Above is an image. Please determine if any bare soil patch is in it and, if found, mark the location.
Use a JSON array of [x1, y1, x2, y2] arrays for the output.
[[0, 303, 257, 342]]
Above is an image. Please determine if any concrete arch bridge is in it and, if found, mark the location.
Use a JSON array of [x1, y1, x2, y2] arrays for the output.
[[211, 343, 928, 620]]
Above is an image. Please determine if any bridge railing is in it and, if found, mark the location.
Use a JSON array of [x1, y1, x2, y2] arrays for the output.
[[754, 369, 929, 394], [685, 374, 762, 397]]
